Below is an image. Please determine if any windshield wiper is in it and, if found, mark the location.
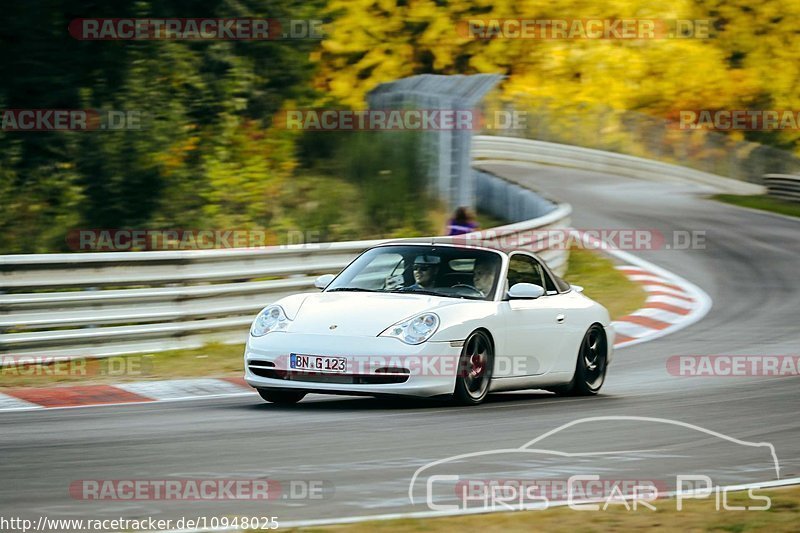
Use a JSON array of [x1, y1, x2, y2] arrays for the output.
[[327, 287, 379, 292], [331, 286, 478, 300], [391, 287, 450, 297], [390, 286, 484, 300]]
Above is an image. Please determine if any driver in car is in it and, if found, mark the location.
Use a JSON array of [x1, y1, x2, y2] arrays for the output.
[[408, 255, 440, 290]]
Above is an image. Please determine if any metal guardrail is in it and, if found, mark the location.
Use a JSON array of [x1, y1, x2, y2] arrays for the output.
[[0, 206, 571, 358], [475, 169, 558, 223], [472, 135, 766, 196], [479, 97, 800, 184], [367, 74, 503, 209], [764, 174, 800, 202]]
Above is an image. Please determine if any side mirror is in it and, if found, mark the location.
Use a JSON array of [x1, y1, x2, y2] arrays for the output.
[[507, 282, 546, 299], [571, 284, 584, 293], [314, 273, 335, 290]]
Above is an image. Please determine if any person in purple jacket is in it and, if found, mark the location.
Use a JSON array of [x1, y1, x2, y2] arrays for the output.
[[446, 207, 479, 236]]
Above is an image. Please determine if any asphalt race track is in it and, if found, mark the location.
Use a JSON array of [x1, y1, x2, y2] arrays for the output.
[[1, 163, 798, 527]]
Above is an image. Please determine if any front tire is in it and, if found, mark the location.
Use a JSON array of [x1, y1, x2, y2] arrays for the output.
[[257, 389, 306, 405], [552, 324, 607, 396], [453, 330, 494, 405]]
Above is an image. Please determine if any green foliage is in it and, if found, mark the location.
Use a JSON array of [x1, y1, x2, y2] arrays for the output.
[[337, 131, 435, 237], [273, 173, 365, 243], [0, 0, 322, 253], [564, 247, 647, 320], [4, 0, 800, 253]]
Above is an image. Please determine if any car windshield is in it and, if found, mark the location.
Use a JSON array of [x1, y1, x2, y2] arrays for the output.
[[326, 245, 503, 301]]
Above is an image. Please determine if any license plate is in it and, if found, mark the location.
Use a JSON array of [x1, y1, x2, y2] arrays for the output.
[[289, 354, 347, 373]]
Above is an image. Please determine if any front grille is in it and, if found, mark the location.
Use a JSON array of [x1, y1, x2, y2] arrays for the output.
[[249, 360, 275, 368], [247, 365, 409, 385]]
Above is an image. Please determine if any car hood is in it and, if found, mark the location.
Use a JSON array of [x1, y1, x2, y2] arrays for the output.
[[283, 292, 462, 336]]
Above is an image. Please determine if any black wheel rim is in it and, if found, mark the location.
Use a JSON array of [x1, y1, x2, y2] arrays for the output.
[[461, 332, 491, 399], [582, 326, 606, 390]]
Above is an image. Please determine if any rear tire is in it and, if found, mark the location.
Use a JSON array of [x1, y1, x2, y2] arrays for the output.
[[551, 324, 607, 396], [257, 389, 306, 404], [453, 330, 494, 405]]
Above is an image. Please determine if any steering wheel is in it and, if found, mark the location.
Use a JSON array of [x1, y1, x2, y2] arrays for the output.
[[451, 283, 485, 298]]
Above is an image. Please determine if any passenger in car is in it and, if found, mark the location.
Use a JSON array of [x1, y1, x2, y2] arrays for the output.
[[472, 256, 499, 297]]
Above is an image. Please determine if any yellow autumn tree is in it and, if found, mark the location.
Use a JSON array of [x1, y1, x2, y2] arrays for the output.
[[316, 0, 800, 154]]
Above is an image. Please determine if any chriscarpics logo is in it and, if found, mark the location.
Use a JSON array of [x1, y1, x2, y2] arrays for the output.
[[409, 416, 780, 512]]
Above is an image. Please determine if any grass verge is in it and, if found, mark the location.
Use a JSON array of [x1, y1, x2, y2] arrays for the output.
[[0, 342, 245, 389], [277, 485, 800, 533], [713, 194, 800, 219], [1, 248, 645, 389], [564, 247, 647, 320]]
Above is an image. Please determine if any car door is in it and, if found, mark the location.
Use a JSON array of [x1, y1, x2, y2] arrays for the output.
[[499, 253, 568, 376]]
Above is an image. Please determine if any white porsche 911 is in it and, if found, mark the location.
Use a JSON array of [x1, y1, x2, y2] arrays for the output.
[[244, 242, 614, 405]]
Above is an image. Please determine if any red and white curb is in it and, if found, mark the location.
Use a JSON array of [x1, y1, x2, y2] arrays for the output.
[[576, 229, 712, 349], [0, 245, 711, 413], [0, 378, 253, 412], [612, 265, 706, 348]]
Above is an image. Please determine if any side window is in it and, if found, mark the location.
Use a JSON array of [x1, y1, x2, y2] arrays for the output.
[[507, 255, 545, 288]]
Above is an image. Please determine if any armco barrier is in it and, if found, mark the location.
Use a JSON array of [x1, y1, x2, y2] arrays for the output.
[[475, 168, 558, 223], [0, 205, 571, 358], [764, 174, 800, 202], [472, 135, 766, 196]]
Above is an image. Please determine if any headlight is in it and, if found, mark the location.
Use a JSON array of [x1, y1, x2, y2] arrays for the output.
[[250, 305, 290, 337], [380, 312, 440, 345]]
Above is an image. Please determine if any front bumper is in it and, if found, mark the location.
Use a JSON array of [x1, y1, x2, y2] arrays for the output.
[[244, 333, 462, 397]]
